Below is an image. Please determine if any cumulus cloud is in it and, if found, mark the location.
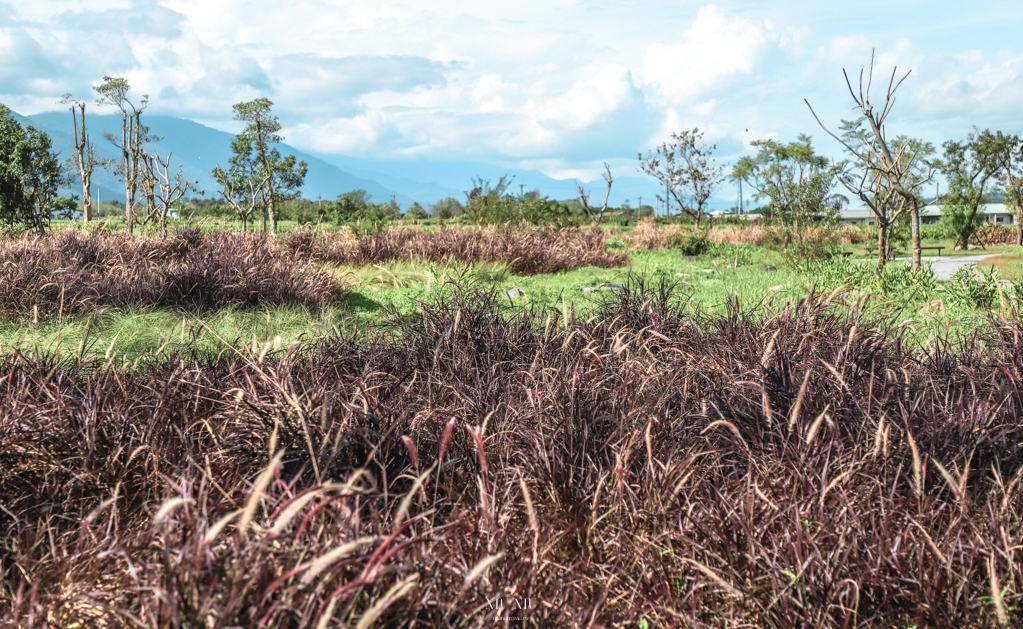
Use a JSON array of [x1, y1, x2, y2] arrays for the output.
[[1, 0, 1022, 189], [272, 54, 449, 100], [638, 5, 778, 106], [909, 53, 1023, 126], [54, 0, 186, 39], [536, 65, 635, 131]]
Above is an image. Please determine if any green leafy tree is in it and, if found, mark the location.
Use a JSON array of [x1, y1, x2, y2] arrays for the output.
[[404, 202, 428, 220], [972, 130, 1023, 245], [212, 133, 270, 232], [732, 135, 846, 261], [430, 197, 463, 219], [938, 131, 1000, 249], [229, 98, 307, 233], [0, 104, 74, 232], [332, 190, 397, 234]]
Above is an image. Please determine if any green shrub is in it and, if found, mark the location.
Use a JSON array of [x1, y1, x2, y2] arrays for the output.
[[706, 242, 755, 266], [463, 194, 583, 228], [670, 233, 709, 256], [942, 265, 997, 309]]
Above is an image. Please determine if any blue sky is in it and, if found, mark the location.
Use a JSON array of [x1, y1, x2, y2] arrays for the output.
[[3, 0, 1023, 202]]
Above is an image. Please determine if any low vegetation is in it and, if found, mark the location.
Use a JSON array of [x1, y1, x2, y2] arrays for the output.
[[0, 229, 345, 320], [2, 284, 1021, 627]]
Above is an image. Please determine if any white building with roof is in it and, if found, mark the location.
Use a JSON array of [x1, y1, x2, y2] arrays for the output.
[[841, 203, 1017, 227]]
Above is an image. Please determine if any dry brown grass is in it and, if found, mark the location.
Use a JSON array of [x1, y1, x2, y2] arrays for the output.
[[707, 225, 766, 245], [626, 218, 685, 249], [625, 220, 868, 250], [976, 224, 1020, 246], [312, 224, 626, 275]]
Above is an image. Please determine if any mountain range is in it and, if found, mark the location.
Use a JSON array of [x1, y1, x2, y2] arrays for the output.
[[12, 109, 687, 211]]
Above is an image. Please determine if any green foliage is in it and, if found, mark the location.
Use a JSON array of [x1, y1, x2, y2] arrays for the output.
[[462, 179, 583, 227], [936, 193, 986, 246], [942, 265, 998, 310], [800, 257, 939, 303], [733, 135, 846, 264], [0, 104, 73, 233], [332, 190, 398, 234], [706, 242, 756, 266], [404, 202, 428, 221], [605, 236, 626, 253], [431, 197, 462, 219], [670, 232, 709, 256]]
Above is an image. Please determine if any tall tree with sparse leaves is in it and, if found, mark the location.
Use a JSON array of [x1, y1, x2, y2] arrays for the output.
[[227, 98, 306, 233], [59, 93, 102, 222], [806, 49, 937, 271], [638, 128, 724, 227], [837, 118, 935, 273], [94, 76, 154, 235]]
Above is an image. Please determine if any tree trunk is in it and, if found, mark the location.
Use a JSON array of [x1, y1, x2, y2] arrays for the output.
[[1017, 213, 1022, 246], [81, 171, 92, 222], [908, 199, 921, 271], [875, 222, 887, 275]]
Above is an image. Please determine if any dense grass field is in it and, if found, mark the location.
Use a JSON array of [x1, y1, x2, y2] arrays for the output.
[[2, 222, 1023, 627]]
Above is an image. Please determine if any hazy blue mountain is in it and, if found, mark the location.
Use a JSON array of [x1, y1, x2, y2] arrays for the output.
[[15, 110, 732, 212], [314, 154, 674, 208], [23, 111, 413, 207]]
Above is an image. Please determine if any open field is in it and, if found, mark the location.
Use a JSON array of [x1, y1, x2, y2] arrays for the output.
[[2, 224, 1023, 627]]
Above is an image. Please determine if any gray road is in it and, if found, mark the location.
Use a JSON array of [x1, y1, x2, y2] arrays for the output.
[[894, 254, 999, 281]]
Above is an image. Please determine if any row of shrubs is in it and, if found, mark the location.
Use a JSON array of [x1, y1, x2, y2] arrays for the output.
[[2, 284, 1021, 626], [0, 226, 627, 319]]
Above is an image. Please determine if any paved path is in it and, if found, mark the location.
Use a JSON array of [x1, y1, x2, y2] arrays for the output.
[[894, 254, 1000, 281]]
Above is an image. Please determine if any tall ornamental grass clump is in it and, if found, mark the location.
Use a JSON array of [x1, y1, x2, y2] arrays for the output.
[[1, 283, 1021, 627], [0, 229, 344, 319]]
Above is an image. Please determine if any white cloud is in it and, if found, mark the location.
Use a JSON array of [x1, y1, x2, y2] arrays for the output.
[[638, 5, 777, 106], [536, 65, 634, 131]]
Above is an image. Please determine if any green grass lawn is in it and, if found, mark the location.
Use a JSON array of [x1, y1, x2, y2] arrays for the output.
[[5, 238, 1023, 363]]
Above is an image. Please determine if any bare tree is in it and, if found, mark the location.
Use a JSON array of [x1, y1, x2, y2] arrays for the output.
[[212, 163, 270, 233], [59, 94, 101, 222], [577, 163, 613, 223], [638, 128, 724, 228], [835, 119, 934, 273], [95, 76, 153, 235], [141, 151, 193, 236], [805, 50, 936, 270]]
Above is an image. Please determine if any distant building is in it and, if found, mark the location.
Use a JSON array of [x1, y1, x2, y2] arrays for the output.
[[841, 203, 1017, 227]]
